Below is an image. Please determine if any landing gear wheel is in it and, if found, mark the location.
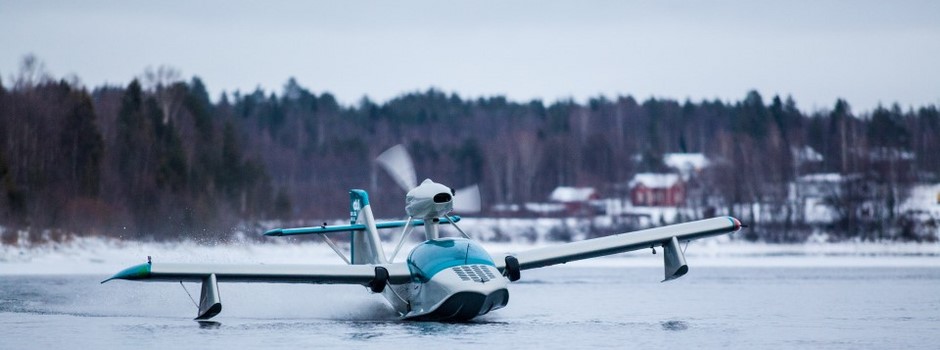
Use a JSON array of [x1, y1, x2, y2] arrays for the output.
[[505, 256, 521, 282], [370, 266, 389, 293]]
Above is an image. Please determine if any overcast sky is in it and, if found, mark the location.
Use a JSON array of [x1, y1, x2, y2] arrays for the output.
[[1, 0, 938, 112]]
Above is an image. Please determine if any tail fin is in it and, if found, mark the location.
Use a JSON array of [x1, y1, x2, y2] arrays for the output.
[[349, 190, 387, 264]]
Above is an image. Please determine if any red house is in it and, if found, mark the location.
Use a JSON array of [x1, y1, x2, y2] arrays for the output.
[[629, 173, 685, 207]]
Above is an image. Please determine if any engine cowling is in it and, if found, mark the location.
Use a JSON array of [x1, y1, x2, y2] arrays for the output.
[[405, 179, 454, 218]]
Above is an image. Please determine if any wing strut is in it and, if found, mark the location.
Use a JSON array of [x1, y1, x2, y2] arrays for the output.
[[446, 215, 472, 240], [319, 234, 351, 264], [388, 217, 415, 262]]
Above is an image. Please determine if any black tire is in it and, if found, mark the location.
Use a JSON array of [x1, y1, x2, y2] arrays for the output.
[[505, 256, 521, 282], [370, 266, 389, 293]]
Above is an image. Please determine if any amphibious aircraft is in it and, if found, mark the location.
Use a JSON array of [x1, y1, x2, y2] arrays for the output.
[[104, 145, 744, 321]]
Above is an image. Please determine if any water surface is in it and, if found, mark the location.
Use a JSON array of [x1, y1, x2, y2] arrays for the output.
[[2, 267, 938, 349]]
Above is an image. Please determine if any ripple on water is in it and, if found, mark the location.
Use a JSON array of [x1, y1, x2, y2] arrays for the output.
[[661, 320, 689, 331]]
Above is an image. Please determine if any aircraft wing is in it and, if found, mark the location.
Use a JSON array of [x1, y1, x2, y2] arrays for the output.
[[493, 216, 742, 281], [102, 261, 412, 284], [102, 260, 412, 320]]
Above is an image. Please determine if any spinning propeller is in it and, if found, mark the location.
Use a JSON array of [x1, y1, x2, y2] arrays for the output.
[[376, 144, 482, 261], [375, 144, 482, 214]]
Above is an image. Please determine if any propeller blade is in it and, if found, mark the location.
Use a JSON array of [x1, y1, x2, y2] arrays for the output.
[[376, 144, 417, 191], [453, 184, 481, 213]]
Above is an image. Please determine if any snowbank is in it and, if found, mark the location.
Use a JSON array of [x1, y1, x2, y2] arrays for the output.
[[2, 235, 938, 276]]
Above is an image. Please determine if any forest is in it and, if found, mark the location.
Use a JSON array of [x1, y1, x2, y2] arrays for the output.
[[1, 56, 938, 243]]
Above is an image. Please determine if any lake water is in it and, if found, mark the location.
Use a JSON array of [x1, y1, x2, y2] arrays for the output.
[[2, 266, 939, 349]]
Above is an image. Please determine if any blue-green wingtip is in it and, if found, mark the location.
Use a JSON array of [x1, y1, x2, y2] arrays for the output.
[[264, 228, 284, 236], [101, 262, 152, 284]]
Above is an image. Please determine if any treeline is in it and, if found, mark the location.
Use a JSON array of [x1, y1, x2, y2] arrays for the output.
[[1, 59, 938, 243]]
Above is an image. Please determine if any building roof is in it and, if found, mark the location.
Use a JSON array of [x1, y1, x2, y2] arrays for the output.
[[798, 173, 844, 183], [869, 147, 915, 161], [629, 173, 681, 189], [900, 183, 940, 216], [549, 187, 596, 202], [524, 202, 566, 213], [793, 146, 824, 163], [663, 153, 709, 173]]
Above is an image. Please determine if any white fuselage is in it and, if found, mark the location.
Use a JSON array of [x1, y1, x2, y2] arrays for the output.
[[382, 264, 509, 321]]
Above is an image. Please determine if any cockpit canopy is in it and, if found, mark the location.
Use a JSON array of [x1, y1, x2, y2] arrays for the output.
[[406, 238, 495, 282]]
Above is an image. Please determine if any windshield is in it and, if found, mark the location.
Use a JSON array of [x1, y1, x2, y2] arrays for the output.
[[406, 238, 495, 282]]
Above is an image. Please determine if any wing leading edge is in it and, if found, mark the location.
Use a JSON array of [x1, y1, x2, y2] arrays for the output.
[[495, 216, 742, 276]]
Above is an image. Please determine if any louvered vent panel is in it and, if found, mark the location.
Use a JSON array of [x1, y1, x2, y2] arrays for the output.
[[452, 265, 496, 282]]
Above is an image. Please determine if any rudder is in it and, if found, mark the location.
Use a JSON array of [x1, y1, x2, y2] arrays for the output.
[[349, 190, 387, 264]]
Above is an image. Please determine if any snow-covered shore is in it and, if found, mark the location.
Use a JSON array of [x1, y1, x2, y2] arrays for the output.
[[2, 235, 938, 276]]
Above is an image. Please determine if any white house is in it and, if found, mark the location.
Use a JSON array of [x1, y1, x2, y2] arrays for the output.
[[663, 153, 709, 179]]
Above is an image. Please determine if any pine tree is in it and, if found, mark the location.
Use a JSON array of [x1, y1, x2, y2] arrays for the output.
[[60, 91, 103, 197]]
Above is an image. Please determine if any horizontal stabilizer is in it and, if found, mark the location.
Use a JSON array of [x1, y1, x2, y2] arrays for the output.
[[264, 216, 461, 236]]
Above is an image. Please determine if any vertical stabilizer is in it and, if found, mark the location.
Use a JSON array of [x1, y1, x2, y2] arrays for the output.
[[349, 190, 387, 264]]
